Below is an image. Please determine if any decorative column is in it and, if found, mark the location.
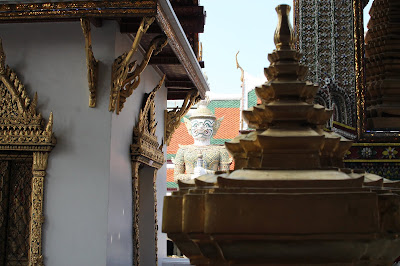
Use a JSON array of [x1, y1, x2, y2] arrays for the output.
[[131, 161, 141, 266], [30, 152, 49, 266], [131, 76, 165, 266]]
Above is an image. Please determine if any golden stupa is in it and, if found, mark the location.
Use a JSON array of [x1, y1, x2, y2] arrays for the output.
[[163, 5, 400, 265]]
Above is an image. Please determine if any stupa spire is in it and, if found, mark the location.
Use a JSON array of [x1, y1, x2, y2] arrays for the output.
[[274, 5, 296, 51], [226, 4, 340, 170]]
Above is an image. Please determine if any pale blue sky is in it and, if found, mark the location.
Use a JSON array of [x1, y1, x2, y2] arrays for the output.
[[200, 0, 372, 95], [200, 0, 293, 95]]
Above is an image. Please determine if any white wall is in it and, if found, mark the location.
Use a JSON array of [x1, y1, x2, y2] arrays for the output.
[[0, 21, 116, 265], [106, 32, 168, 266], [0, 20, 168, 266]]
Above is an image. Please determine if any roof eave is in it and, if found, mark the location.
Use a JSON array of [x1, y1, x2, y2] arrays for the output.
[[156, 0, 209, 99]]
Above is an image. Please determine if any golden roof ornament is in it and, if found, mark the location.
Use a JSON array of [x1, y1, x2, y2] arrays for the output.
[[162, 5, 400, 265], [0, 38, 55, 148]]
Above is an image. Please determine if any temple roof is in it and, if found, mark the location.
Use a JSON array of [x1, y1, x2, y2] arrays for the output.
[[0, 0, 208, 99]]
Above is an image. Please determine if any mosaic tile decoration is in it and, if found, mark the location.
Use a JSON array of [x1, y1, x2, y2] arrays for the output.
[[344, 143, 400, 179], [295, 0, 357, 131]]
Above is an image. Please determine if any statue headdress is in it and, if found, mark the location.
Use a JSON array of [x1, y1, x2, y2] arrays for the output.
[[183, 98, 223, 137]]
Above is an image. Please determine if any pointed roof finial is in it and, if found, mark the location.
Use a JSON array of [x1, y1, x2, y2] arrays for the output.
[[274, 5, 295, 50], [46, 112, 53, 133]]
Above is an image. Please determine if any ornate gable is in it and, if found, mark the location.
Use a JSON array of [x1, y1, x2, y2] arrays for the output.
[[131, 75, 165, 169], [0, 39, 55, 151]]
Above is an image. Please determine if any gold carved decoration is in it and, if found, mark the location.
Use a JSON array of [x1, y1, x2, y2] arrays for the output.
[[131, 75, 165, 266], [0, 40, 55, 149], [109, 16, 154, 113], [0, 39, 56, 265], [80, 18, 99, 108], [131, 74, 165, 168], [116, 34, 168, 114], [164, 89, 200, 146], [0, 1, 157, 22], [110, 17, 168, 114]]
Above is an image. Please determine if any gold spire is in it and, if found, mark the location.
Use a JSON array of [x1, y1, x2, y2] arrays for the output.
[[225, 4, 336, 170], [273, 5, 296, 51]]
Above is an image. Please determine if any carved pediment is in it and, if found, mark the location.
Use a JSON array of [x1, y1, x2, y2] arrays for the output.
[[131, 75, 165, 169], [0, 39, 55, 150]]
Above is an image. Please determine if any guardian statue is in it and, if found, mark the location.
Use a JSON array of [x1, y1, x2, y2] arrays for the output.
[[173, 100, 231, 181]]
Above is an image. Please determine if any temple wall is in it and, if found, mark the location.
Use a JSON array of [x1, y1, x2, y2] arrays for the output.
[[0, 20, 167, 265], [107, 31, 168, 265]]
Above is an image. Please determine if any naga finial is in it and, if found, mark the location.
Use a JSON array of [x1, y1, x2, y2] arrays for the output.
[[0, 38, 5, 75], [274, 5, 295, 50], [236, 51, 244, 83]]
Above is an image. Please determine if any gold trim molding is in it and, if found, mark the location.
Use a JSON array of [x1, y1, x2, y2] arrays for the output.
[[0, 39, 56, 265], [80, 18, 99, 108], [0, 1, 157, 22], [131, 75, 165, 266], [164, 89, 200, 146]]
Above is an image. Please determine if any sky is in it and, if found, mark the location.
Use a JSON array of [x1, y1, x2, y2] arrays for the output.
[[199, 0, 372, 96]]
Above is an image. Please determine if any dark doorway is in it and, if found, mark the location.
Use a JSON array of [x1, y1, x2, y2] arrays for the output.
[[0, 158, 32, 266]]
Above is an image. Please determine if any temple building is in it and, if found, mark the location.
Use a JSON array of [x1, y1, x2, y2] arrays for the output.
[[0, 0, 207, 265], [295, 0, 400, 179], [295, 0, 358, 137], [364, 0, 400, 129]]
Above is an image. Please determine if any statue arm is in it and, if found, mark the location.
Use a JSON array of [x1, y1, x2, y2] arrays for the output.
[[219, 148, 232, 172], [173, 148, 191, 181]]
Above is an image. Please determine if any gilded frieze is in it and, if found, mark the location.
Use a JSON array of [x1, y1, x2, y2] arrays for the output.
[[0, 1, 157, 21]]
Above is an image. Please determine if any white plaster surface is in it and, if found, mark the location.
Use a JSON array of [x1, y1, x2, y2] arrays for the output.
[[0, 20, 168, 266], [0, 21, 115, 266]]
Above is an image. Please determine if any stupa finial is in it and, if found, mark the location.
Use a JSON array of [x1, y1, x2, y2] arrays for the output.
[[274, 5, 296, 51]]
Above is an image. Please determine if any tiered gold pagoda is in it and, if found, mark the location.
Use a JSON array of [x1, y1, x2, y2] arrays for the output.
[[365, 0, 400, 129], [163, 5, 400, 265]]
